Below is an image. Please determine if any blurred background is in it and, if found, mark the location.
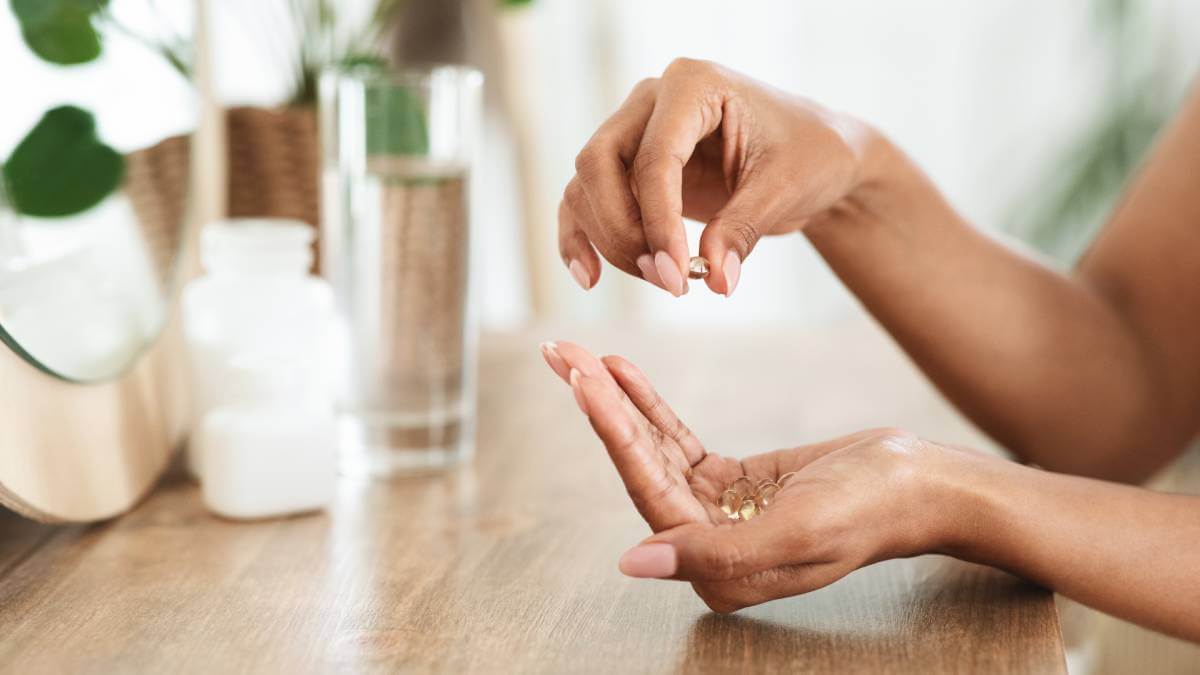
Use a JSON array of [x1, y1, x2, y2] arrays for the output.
[[2, 0, 1199, 669], [4, 0, 1199, 334], [201, 0, 1200, 329]]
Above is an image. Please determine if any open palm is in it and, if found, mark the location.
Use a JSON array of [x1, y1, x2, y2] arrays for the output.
[[541, 340, 941, 613], [543, 340, 749, 530]]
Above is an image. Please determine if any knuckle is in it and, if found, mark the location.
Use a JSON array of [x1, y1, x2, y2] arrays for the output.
[[867, 427, 920, 453], [632, 77, 659, 95], [665, 413, 690, 443], [629, 150, 656, 178], [715, 216, 761, 256], [563, 181, 589, 215], [664, 56, 711, 79], [574, 146, 605, 178], [630, 150, 673, 185], [706, 541, 747, 580]]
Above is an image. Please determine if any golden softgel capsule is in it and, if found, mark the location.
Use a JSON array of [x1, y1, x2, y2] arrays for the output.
[[738, 497, 759, 521], [729, 476, 754, 499], [688, 256, 710, 279], [719, 489, 741, 519], [717, 475, 790, 519], [757, 482, 780, 507]]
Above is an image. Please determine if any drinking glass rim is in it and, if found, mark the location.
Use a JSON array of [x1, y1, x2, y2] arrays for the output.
[[326, 63, 484, 90]]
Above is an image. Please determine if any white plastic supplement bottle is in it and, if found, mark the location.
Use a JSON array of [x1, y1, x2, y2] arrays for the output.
[[197, 355, 335, 519], [182, 219, 338, 478]]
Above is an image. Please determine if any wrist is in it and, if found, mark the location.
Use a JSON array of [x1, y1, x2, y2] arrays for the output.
[[804, 122, 948, 244], [918, 444, 1023, 560]]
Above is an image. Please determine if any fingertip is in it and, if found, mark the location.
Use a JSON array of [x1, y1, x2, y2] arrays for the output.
[[697, 226, 742, 297], [636, 254, 667, 291], [553, 341, 608, 378], [569, 259, 592, 290], [653, 250, 685, 297], [577, 373, 612, 403], [722, 250, 741, 297], [599, 353, 627, 371], [540, 341, 570, 382], [618, 543, 678, 578], [602, 354, 650, 389]]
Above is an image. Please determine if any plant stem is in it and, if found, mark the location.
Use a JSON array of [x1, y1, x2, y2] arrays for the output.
[[99, 11, 191, 79]]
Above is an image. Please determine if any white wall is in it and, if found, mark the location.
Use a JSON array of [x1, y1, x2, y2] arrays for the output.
[[489, 0, 1200, 328], [9, 1, 1198, 333]]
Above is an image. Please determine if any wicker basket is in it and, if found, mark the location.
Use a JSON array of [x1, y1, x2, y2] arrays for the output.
[[224, 106, 321, 269], [123, 134, 191, 287]]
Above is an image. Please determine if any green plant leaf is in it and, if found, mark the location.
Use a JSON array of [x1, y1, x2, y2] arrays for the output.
[[10, 0, 110, 65], [366, 84, 429, 156], [499, 0, 534, 7], [2, 105, 125, 218]]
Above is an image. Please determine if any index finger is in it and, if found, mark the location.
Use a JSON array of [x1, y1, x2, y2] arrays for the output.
[[575, 374, 711, 531], [573, 79, 659, 278], [632, 59, 728, 294]]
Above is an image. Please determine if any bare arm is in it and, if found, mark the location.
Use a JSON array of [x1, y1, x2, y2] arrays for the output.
[[949, 453, 1200, 641], [805, 85, 1200, 481], [543, 342, 1200, 642], [560, 60, 1200, 481]]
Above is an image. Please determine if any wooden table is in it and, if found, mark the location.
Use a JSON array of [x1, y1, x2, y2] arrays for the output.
[[0, 321, 1066, 673]]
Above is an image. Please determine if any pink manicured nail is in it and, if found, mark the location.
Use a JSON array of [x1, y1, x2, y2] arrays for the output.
[[723, 250, 741, 297], [653, 251, 684, 297], [569, 260, 591, 290], [618, 543, 677, 578], [540, 342, 570, 381], [569, 369, 589, 415], [636, 254, 666, 290]]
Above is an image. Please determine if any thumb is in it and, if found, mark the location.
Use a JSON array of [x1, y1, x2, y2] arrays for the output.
[[697, 186, 775, 297], [619, 513, 805, 581]]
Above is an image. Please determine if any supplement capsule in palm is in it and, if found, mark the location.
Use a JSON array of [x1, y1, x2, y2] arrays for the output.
[[719, 489, 741, 519], [730, 476, 754, 499], [757, 482, 780, 507], [738, 496, 759, 521]]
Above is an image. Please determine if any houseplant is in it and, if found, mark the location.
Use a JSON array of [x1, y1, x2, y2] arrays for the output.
[[222, 0, 410, 234], [1, 0, 189, 274], [221, 0, 533, 270]]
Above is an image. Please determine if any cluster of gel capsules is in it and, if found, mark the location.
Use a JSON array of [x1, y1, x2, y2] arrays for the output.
[[718, 472, 795, 521]]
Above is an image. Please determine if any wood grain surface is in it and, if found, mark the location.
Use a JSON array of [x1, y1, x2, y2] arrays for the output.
[[0, 322, 1065, 673]]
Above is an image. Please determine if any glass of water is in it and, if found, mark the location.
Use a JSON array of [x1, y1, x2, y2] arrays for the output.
[[320, 64, 483, 477]]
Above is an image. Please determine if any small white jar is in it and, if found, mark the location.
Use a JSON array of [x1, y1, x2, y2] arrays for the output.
[[197, 357, 336, 520], [182, 219, 338, 477]]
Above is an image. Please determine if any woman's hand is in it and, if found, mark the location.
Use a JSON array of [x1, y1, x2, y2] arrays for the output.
[[541, 340, 974, 613], [560, 58, 877, 297]]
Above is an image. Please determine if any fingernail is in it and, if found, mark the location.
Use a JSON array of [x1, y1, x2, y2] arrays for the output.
[[636, 254, 666, 290], [618, 543, 677, 578], [540, 342, 570, 381], [653, 251, 684, 297], [569, 260, 591, 290], [723, 250, 741, 297], [569, 368, 589, 415]]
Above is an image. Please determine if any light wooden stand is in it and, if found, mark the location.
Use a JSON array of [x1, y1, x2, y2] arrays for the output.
[[0, 0, 223, 523], [0, 310, 190, 522]]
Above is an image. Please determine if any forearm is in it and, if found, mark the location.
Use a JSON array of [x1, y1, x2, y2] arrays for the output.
[[935, 450, 1200, 642], [805, 134, 1178, 481]]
